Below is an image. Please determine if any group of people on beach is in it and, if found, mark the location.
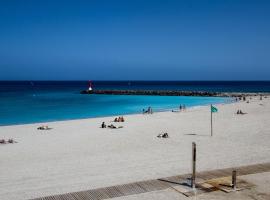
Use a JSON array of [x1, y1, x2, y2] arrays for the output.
[[114, 116, 125, 122], [101, 116, 125, 129], [172, 104, 187, 112], [37, 125, 51, 130], [179, 104, 186, 111], [143, 107, 153, 114], [0, 138, 16, 144]]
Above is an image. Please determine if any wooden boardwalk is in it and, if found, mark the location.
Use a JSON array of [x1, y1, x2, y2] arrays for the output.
[[32, 162, 270, 200]]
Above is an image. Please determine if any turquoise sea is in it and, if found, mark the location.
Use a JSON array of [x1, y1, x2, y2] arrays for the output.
[[4, 80, 268, 126]]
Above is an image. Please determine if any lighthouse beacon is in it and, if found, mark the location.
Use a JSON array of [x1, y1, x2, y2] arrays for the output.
[[88, 81, 93, 91]]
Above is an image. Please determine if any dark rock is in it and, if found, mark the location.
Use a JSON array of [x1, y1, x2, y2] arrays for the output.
[[80, 90, 270, 97]]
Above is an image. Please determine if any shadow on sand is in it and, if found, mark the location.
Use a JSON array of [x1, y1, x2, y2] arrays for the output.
[[184, 133, 209, 137]]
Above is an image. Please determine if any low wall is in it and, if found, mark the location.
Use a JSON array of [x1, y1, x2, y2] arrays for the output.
[[80, 90, 269, 97]]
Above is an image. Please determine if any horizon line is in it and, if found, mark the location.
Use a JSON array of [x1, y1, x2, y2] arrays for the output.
[[0, 80, 270, 82]]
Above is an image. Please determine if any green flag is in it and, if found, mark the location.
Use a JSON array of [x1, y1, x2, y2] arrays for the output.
[[211, 105, 218, 113]]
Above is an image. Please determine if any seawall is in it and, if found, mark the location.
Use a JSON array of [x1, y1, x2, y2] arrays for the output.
[[80, 90, 270, 97]]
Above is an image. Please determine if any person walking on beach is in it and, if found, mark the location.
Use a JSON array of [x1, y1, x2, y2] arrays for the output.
[[149, 107, 153, 114]]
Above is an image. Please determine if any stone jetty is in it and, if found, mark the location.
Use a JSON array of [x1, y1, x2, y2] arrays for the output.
[[80, 89, 270, 97]]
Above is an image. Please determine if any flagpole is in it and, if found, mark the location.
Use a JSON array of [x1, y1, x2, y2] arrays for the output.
[[211, 104, 213, 137]]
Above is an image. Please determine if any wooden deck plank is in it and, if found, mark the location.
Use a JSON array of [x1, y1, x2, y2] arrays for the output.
[[31, 162, 270, 200], [116, 183, 147, 196]]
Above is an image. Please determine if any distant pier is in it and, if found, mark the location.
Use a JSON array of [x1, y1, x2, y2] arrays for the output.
[[80, 89, 269, 97]]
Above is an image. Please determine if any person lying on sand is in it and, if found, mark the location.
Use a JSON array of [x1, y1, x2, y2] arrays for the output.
[[37, 125, 51, 130], [8, 139, 16, 143], [157, 133, 169, 138], [236, 110, 247, 115], [108, 124, 117, 129], [0, 139, 17, 144], [0, 139, 6, 144], [107, 124, 123, 129], [38, 125, 53, 130]]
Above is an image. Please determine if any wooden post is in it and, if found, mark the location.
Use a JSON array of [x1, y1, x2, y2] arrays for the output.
[[232, 170, 237, 190], [211, 104, 213, 137], [191, 142, 196, 188]]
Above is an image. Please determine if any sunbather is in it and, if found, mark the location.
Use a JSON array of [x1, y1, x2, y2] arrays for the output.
[[108, 124, 117, 129], [0, 139, 6, 144], [0, 139, 17, 144], [37, 125, 50, 130], [119, 116, 125, 122], [8, 139, 15, 143], [237, 110, 247, 115], [157, 133, 169, 138]]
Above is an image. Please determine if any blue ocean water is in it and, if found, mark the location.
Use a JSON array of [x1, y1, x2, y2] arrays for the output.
[[1, 81, 269, 126]]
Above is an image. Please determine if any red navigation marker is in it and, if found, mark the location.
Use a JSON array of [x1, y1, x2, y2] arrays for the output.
[[88, 80, 93, 91]]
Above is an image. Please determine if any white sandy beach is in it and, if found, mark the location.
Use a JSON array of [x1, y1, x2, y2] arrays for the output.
[[0, 96, 270, 200]]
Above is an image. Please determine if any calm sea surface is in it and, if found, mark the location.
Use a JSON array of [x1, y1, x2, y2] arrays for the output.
[[1, 81, 269, 126]]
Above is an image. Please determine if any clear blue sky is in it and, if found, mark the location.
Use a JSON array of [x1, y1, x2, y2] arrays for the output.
[[0, 0, 269, 80]]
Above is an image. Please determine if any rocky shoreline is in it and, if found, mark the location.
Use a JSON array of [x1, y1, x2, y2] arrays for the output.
[[80, 89, 270, 97]]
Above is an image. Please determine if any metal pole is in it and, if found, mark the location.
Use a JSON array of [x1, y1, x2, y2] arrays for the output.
[[211, 104, 213, 137], [232, 170, 237, 190], [191, 142, 196, 188]]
